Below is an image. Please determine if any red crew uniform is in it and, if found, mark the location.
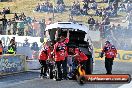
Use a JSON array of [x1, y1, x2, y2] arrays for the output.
[[102, 44, 117, 59], [74, 48, 89, 74], [101, 41, 117, 74], [74, 48, 88, 62], [38, 44, 50, 77], [53, 37, 69, 80]]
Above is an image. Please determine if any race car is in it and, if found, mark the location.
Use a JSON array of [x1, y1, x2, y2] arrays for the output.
[[44, 22, 94, 79]]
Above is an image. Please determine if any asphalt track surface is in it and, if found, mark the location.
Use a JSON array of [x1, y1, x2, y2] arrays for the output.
[[0, 60, 132, 88]]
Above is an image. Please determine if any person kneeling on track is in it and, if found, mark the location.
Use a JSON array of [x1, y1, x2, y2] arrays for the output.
[[74, 48, 89, 75], [38, 41, 51, 79]]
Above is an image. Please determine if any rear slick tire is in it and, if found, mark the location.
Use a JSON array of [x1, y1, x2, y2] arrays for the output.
[[78, 76, 86, 84]]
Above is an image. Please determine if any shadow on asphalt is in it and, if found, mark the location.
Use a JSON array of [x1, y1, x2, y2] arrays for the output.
[[0, 71, 39, 83]]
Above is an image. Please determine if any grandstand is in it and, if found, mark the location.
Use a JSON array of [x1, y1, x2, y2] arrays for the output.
[[0, 0, 125, 23], [0, 0, 131, 50]]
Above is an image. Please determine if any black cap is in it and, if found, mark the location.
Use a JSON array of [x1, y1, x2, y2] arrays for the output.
[[105, 41, 110, 44]]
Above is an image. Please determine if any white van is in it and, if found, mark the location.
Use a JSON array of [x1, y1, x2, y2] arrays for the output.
[[45, 22, 94, 74]]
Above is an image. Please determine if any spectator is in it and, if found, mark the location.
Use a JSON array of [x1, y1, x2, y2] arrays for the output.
[[8, 30, 11, 35], [19, 13, 26, 20], [23, 38, 30, 47], [102, 8, 107, 19], [57, 0, 64, 4], [35, 3, 41, 12], [72, 1, 76, 8], [48, 3, 53, 13], [7, 19, 12, 32], [56, 3, 65, 13], [26, 17, 32, 24], [40, 3, 44, 12], [118, 2, 126, 12], [31, 42, 39, 51], [83, 0, 89, 4], [1, 8, 6, 14], [14, 13, 19, 20], [94, 20, 100, 30], [42, 3, 47, 12], [88, 16, 95, 30], [110, 8, 117, 17], [83, 2, 89, 10], [16, 18, 25, 36], [106, 4, 113, 11], [12, 37, 17, 45], [31, 19, 40, 37], [112, 0, 118, 15], [88, 16, 95, 24], [0, 15, 7, 35], [34, 1, 65, 13], [95, 9, 102, 16], [113, 0, 119, 9], [7, 39, 17, 54], [91, 1, 97, 10], [95, 20, 99, 25], [76, 1, 80, 10], [44, 1, 50, 12], [80, 8, 88, 15], [102, 16, 110, 25], [126, 1, 132, 12], [12, 18, 17, 35], [7, 19, 12, 26], [5, 7, 10, 14], [71, 1, 81, 15], [0, 7, 10, 14], [68, 15, 74, 22]]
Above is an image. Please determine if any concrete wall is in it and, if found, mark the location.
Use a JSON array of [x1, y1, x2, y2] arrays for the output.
[[0, 54, 27, 75]]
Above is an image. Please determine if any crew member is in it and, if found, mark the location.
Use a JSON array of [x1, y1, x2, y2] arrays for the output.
[[74, 48, 89, 74], [53, 30, 69, 80], [100, 41, 117, 74], [38, 41, 51, 78]]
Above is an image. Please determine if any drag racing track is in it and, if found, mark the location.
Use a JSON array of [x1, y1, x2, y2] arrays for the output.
[[0, 60, 132, 88]]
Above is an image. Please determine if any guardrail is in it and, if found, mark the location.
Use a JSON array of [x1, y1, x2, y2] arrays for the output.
[[0, 54, 27, 76]]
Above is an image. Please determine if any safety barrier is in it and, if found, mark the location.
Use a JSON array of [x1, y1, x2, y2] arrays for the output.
[[0, 54, 27, 76], [95, 49, 132, 62], [26, 60, 41, 70]]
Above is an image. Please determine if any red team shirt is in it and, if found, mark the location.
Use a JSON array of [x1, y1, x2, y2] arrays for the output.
[[39, 44, 51, 61], [102, 44, 117, 58], [74, 48, 88, 62], [53, 38, 69, 61]]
